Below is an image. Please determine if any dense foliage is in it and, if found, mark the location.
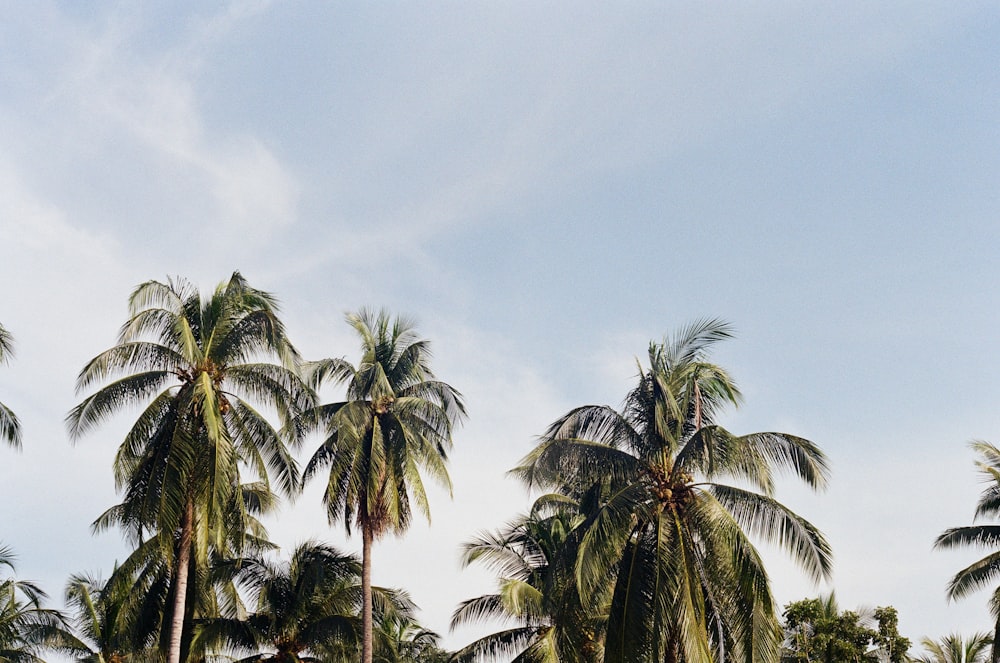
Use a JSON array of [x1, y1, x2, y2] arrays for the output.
[[2, 276, 999, 663], [451, 497, 602, 663], [780, 594, 908, 663]]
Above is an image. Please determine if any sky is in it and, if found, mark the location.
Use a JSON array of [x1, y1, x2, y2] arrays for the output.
[[1, 0, 1000, 654]]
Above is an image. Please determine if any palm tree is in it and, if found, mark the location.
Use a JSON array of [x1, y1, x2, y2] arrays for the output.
[[374, 618, 447, 663], [511, 319, 832, 663], [300, 309, 466, 663], [93, 481, 281, 663], [0, 323, 21, 449], [913, 634, 993, 663], [196, 541, 416, 663], [55, 571, 160, 663], [0, 545, 66, 663], [935, 442, 1000, 663], [450, 497, 602, 663], [67, 273, 312, 663]]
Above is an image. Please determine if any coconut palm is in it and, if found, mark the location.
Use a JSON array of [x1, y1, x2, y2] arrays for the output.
[[374, 618, 447, 663], [55, 571, 160, 663], [94, 481, 280, 663], [67, 273, 312, 663], [0, 545, 67, 663], [934, 441, 1000, 663], [0, 324, 21, 449], [196, 541, 416, 663], [300, 309, 466, 663], [913, 633, 992, 663], [450, 497, 602, 663], [511, 319, 832, 663]]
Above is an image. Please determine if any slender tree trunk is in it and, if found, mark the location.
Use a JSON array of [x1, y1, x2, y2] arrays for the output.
[[168, 497, 194, 663], [992, 614, 1000, 663], [361, 524, 374, 663]]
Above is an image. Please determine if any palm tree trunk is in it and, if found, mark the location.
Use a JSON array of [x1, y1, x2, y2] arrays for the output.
[[992, 615, 1000, 663], [361, 524, 374, 663], [168, 497, 194, 663]]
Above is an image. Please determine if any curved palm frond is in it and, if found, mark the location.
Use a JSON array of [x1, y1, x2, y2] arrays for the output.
[[450, 627, 546, 663], [0, 324, 20, 450], [450, 595, 509, 629], [710, 484, 832, 583], [0, 401, 21, 450]]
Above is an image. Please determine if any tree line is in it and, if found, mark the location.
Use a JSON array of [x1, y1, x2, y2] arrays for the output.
[[0, 271, 998, 663]]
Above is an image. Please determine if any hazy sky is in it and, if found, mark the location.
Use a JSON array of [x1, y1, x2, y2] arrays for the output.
[[2, 1, 1000, 653]]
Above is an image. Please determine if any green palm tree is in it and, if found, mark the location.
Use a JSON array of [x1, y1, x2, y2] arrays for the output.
[[511, 320, 832, 663], [374, 617, 447, 663], [300, 309, 466, 663], [913, 634, 992, 663], [196, 541, 416, 663], [0, 545, 67, 663], [67, 273, 312, 663], [935, 442, 1000, 663], [0, 324, 21, 449], [94, 482, 280, 663], [450, 497, 602, 663], [55, 571, 160, 663]]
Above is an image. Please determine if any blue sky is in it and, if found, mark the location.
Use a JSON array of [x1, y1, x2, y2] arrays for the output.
[[2, 1, 1000, 653]]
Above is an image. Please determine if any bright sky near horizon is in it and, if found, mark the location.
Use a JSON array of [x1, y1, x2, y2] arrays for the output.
[[2, 1, 1000, 654]]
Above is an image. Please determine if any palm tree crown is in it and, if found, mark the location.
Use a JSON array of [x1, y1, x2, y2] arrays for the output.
[[451, 497, 603, 663], [303, 309, 466, 537], [935, 441, 1000, 663], [512, 319, 832, 663], [198, 541, 415, 663], [301, 309, 466, 663], [0, 545, 67, 663], [914, 633, 993, 663], [56, 570, 160, 663]]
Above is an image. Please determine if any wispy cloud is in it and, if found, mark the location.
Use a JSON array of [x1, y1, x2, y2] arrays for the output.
[[42, 3, 298, 240]]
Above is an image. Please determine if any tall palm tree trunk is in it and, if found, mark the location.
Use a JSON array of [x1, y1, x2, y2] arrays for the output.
[[168, 497, 194, 663], [992, 621, 1000, 663], [361, 525, 374, 663]]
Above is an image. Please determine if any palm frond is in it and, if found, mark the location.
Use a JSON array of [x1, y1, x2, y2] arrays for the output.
[[709, 484, 832, 583], [936, 526, 1000, 551], [943, 550, 1000, 601], [0, 402, 21, 449], [66, 371, 174, 440], [450, 595, 510, 629], [450, 627, 543, 663], [510, 437, 640, 493]]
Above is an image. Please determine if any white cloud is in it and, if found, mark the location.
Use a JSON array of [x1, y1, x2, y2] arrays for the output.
[[37, 3, 300, 240], [0, 158, 133, 591]]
